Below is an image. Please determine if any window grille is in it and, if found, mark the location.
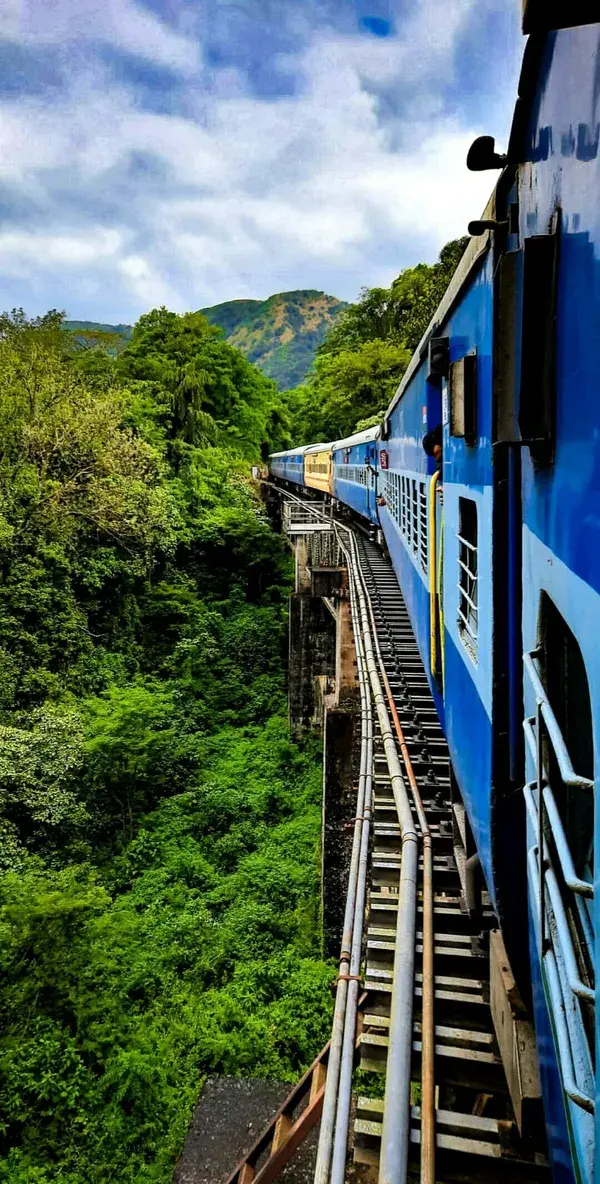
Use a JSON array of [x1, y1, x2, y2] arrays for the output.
[[411, 479, 419, 557], [334, 463, 368, 486], [457, 496, 478, 659], [419, 482, 428, 573]]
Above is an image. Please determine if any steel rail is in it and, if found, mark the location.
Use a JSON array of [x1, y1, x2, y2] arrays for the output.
[[313, 529, 372, 1184], [345, 530, 419, 1184], [355, 538, 435, 1184]]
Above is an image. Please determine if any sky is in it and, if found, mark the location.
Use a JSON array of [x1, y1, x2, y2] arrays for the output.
[[0, 0, 524, 322]]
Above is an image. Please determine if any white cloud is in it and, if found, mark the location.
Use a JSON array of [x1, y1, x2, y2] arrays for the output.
[[6, 0, 200, 72], [0, 229, 122, 274], [0, 0, 521, 320]]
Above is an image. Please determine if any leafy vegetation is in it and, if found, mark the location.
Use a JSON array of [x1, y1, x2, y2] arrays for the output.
[[289, 238, 468, 442], [0, 307, 331, 1183]]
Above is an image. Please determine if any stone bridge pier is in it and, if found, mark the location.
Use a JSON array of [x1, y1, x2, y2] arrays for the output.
[[280, 499, 361, 958]]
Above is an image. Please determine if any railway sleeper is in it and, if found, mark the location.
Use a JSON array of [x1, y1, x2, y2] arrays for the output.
[[359, 1031, 505, 1093], [353, 1100, 549, 1182]]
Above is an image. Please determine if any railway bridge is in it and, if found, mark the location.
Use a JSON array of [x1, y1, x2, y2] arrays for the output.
[[224, 486, 548, 1184]]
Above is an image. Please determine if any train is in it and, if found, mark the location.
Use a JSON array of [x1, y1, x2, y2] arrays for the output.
[[269, 8, 599, 1184]]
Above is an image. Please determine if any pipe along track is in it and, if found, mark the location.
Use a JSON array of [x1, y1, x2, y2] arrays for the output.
[[310, 513, 549, 1184]]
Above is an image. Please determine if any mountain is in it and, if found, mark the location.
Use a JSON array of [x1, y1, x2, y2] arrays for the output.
[[200, 290, 348, 388], [64, 289, 347, 389]]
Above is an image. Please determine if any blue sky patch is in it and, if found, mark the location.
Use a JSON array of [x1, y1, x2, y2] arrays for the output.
[[360, 15, 392, 37]]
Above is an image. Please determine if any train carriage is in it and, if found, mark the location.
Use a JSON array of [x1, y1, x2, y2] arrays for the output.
[[304, 442, 334, 496], [378, 224, 496, 895], [268, 9, 600, 1182], [503, 15, 600, 1184], [332, 425, 380, 527], [268, 446, 308, 487]]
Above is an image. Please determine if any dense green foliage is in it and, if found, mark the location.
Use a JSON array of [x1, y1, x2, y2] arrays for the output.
[[0, 308, 331, 1182], [289, 238, 468, 443]]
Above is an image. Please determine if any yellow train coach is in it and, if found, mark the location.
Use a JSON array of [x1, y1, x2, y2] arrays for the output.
[[303, 443, 333, 496]]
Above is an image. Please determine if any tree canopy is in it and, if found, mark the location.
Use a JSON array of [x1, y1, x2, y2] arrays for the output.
[[0, 308, 330, 1184], [287, 237, 468, 443]]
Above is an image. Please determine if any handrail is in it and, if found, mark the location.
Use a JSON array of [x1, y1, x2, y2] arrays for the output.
[[522, 641, 596, 1135], [527, 843, 595, 1115], [522, 718, 593, 900], [524, 651, 594, 790], [523, 786, 594, 1005]]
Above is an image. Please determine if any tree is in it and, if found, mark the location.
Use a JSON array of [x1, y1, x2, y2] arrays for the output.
[[293, 339, 410, 443], [288, 237, 468, 443]]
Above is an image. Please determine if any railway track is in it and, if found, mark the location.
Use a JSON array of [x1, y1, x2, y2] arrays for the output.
[[228, 490, 549, 1184], [352, 535, 548, 1182]]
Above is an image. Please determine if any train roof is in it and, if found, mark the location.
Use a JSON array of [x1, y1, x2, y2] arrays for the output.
[[333, 425, 381, 450], [268, 445, 311, 458], [384, 190, 495, 421], [303, 441, 333, 455]]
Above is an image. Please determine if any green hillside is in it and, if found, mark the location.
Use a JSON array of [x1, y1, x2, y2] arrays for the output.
[[201, 289, 348, 388], [64, 320, 133, 340], [67, 290, 347, 389]]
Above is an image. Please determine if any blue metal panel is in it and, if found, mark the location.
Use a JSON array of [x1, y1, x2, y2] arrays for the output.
[[514, 26, 600, 1182], [269, 451, 305, 485], [332, 438, 379, 525], [380, 252, 496, 899]]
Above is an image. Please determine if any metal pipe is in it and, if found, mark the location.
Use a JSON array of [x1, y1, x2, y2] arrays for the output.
[[346, 532, 419, 1184], [330, 560, 374, 1184], [313, 541, 371, 1184], [356, 540, 435, 1184]]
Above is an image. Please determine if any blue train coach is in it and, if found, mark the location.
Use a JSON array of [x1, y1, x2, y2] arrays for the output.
[[377, 7, 600, 1183], [268, 6, 600, 1182], [268, 446, 308, 488], [332, 426, 380, 527]]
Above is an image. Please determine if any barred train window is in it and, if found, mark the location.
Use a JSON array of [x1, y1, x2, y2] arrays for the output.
[[457, 497, 478, 660], [419, 484, 427, 574], [382, 472, 428, 573]]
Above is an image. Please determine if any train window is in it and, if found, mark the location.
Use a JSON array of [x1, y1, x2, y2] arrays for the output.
[[538, 594, 594, 887], [450, 353, 477, 446], [457, 497, 478, 661]]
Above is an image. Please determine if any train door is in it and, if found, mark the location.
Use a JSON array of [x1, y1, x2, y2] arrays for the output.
[[424, 378, 443, 686], [365, 441, 377, 521]]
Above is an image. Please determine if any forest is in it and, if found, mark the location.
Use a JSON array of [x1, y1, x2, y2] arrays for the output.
[[0, 238, 462, 1183]]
